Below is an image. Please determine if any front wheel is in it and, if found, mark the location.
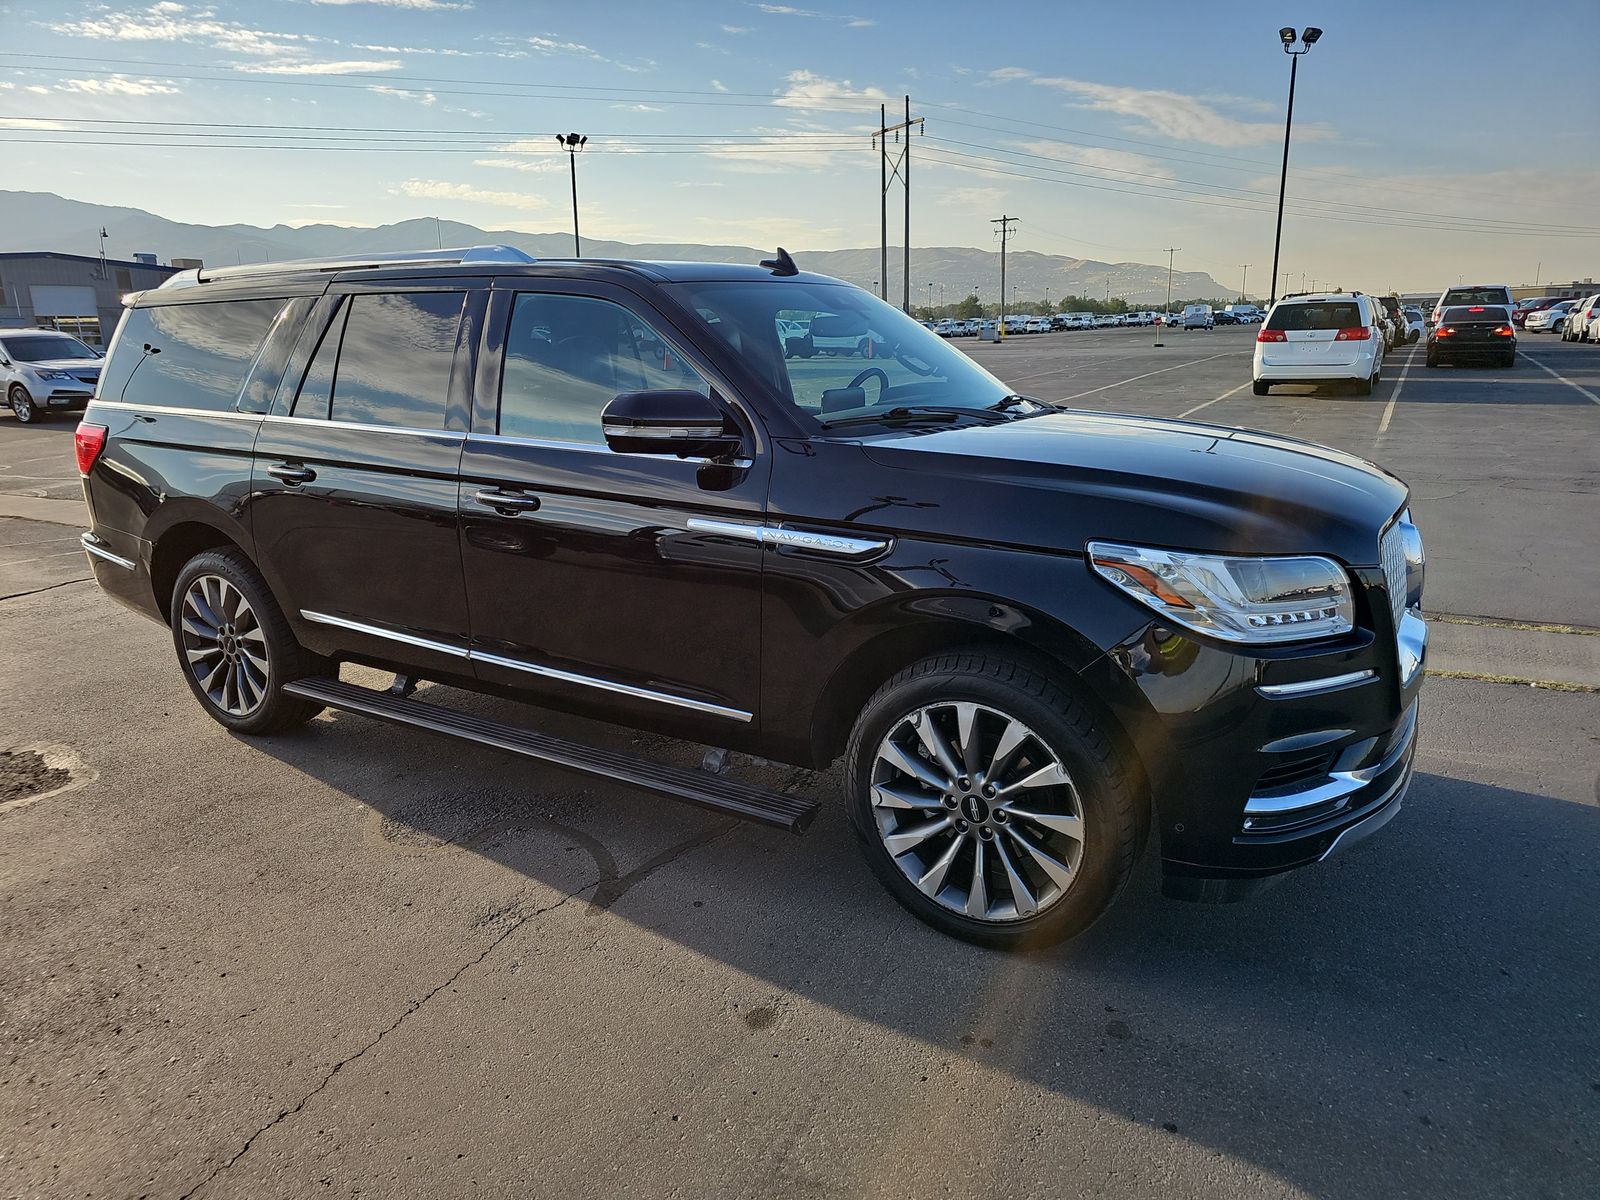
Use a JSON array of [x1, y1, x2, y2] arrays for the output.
[[845, 652, 1142, 950], [9, 385, 38, 424], [170, 548, 326, 734]]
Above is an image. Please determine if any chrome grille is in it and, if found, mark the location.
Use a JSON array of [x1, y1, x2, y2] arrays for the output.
[[1380, 520, 1407, 632]]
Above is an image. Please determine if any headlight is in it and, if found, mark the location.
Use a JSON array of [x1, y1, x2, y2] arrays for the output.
[[32, 369, 75, 381], [1088, 541, 1354, 644]]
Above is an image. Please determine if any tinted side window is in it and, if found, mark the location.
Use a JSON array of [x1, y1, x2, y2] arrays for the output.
[[291, 299, 348, 419], [328, 292, 464, 430], [104, 299, 285, 411], [498, 293, 708, 445]]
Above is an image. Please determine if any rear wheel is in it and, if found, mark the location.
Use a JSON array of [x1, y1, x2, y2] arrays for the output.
[[1502, 351, 1516, 368], [1252, 379, 1270, 396], [845, 652, 1142, 950], [1426, 351, 1440, 368], [9, 385, 38, 424], [170, 549, 326, 734]]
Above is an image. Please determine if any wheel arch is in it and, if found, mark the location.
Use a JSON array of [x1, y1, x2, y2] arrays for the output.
[[148, 511, 252, 622]]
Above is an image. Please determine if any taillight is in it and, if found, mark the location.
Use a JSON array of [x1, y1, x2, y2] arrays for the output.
[[74, 422, 108, 476], [1494, 326, 1514, 337], [1334, 326, 1371, 341], [1256, 329, 1287, 342], [1436, 327, 1455, 338]]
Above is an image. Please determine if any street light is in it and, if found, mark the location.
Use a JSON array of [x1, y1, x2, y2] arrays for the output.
[[555, 132, 587, 257], [1269, 27, 1321, 307]]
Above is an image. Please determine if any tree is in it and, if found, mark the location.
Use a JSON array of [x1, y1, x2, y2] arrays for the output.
[[952, 293, 982, 318]]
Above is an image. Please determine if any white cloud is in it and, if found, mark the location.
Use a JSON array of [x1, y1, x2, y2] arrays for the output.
[[1031, 76, 1333, 147], [527, 34, 605, 60], [235, 59, 404, 74], [612, 103, 665, 112], [721, 24, 751, 33], [25, 86, 51, 95], [754, 4, 875, 25], [368, 85, 437, 104], [50, 5, 317, 58], [710, 79, 729, 92], [311, 0, 469, 9], [935, 185, 1006, 210], [1012, 141, 1177, 183], [397, 179, 550, 210], [353, 43, 476, 57], [0, 116, 68, 129], [56, 75, 182, 96], [986, 66, 1033, 84], [472, 157, 564, 173], [773, 70, 888, 113]]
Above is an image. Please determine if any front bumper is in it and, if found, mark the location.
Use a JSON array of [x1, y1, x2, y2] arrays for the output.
[[1085, 573, 1427, 901], [33, 381, 95, 410]]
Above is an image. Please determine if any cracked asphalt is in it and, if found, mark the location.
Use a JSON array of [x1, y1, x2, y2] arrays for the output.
[[2, 326, 1598, 1198]]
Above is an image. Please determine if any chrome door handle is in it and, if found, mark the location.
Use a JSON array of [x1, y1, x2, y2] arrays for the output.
[[474, 489, 541, 515], [267, 463, 316, 486]]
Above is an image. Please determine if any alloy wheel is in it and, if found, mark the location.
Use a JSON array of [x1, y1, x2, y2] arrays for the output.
[[179, 574, 270, 716], [870, 701, 1085, 922]]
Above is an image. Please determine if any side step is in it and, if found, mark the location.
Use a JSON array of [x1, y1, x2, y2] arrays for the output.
[[282, 676, 817, 834]]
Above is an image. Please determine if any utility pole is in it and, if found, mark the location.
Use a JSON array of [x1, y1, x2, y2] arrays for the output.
[[556, 133, 587, 256], [992, 214, 1018, 341], [1270, 27, 1322, 306], [875, 97, 923, 313], [1157, 248, 1180, 347], [97, 227, 108, 279], [1238, 263, 1250, 301]]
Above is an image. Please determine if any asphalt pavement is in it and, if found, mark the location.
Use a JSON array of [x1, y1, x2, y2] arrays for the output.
[[2, 325, 1597, 1199]]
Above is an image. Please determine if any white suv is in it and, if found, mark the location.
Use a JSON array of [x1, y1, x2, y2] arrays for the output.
[[1252, 293, 1383, 396], [1, 329, 105, 424]]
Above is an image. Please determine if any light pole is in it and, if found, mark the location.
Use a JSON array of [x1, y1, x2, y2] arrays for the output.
[[556, 132, 587, 256], [1239, 263, 1250, 302], [1269, 26, 1321, 307], [1158, 248, 1180, 347]]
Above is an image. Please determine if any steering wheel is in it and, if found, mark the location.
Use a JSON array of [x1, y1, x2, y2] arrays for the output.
[[848, 367, 890, 398]]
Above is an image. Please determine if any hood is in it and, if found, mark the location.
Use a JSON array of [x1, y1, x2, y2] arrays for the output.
[[848, 409, 1409, 565], [27, 358, 102, 375]]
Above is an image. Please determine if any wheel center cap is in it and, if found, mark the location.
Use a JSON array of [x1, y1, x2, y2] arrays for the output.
[[961, 795, 990, 824]]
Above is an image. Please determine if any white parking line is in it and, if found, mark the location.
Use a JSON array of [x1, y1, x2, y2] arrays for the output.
[[1377, 349, 1420, 437], [1519, 353, 1600, 405], [1055, 352, 1238, 403], [1177, 381, 1251, 419]]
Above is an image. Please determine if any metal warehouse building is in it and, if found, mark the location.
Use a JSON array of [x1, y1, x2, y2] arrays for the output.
[[0, 252, 187, 347]]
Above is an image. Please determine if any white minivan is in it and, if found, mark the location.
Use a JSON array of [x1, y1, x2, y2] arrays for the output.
[[1252, 293, 1383, 396], [1181, 304, 1213, 330]]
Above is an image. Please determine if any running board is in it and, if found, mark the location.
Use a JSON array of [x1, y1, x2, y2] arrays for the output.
[[282, 676, 817, 834]]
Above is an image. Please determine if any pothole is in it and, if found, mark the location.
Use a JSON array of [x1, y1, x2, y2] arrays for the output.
[[0, 744, 96, 814]]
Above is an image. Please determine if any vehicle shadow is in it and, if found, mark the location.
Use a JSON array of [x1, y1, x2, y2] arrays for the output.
[[248, 681, 1600, 1200]]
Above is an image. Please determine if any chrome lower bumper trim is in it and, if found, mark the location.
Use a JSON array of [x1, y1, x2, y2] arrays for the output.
[[1257, 669, 1376, 699], [81, 533, 136, 571], [1318, 762, 1411, 862]]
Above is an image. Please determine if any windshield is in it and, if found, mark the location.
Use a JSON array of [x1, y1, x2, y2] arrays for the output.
[[1, 334, 101, 362], [673, 279, 1012, 427]]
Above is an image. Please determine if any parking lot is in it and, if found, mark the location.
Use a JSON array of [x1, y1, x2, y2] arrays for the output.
[[3, 326, 1597, 1198]]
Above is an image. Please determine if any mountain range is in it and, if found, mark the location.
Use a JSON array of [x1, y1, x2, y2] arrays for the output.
[[0, 190, 1234, 305]]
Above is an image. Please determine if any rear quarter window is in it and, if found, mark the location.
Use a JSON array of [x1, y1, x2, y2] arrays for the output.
[[102, 299, 287, 412]]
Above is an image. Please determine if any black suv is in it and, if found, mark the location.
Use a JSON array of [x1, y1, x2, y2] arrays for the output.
[[76, 246, 1426, 947]]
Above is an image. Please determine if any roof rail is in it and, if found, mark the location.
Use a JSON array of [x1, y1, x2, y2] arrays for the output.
[[164, 244, 538, 288]]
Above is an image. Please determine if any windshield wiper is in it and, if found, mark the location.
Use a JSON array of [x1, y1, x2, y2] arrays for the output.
[[990, 393, 1065, 416], [819, 404, 1013, 430]]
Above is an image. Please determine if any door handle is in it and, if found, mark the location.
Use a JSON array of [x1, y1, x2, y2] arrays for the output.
[[474, 488, 542, 515], [267, 462, 316, 486]]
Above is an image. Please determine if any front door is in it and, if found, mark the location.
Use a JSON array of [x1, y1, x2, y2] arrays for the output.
[[457, 283, 768, 730], [251, 284, 479, 675]]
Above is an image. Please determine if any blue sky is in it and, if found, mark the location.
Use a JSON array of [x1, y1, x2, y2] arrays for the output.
[[2, 0, 1597, 292]]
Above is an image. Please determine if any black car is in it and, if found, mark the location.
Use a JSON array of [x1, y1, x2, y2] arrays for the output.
[[75, 246, 1426, 948], [1426, 304, 1517, 368], [1212, 310, 1240, 325]]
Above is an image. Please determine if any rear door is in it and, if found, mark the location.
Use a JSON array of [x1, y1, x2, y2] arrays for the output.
[[457, 279, 768, 729], [250, 280, 482, 673]]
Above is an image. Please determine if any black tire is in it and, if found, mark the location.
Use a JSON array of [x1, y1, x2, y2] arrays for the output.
[[170, 548, 327, 734], [9, 385, 38, 424], [1252, 379, 1270, 395], [1426, 352, 1439, 368], [1354, 371, 1374, 396], [844, 652, 1143, 950], [1502, 352, 1516, 368]]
